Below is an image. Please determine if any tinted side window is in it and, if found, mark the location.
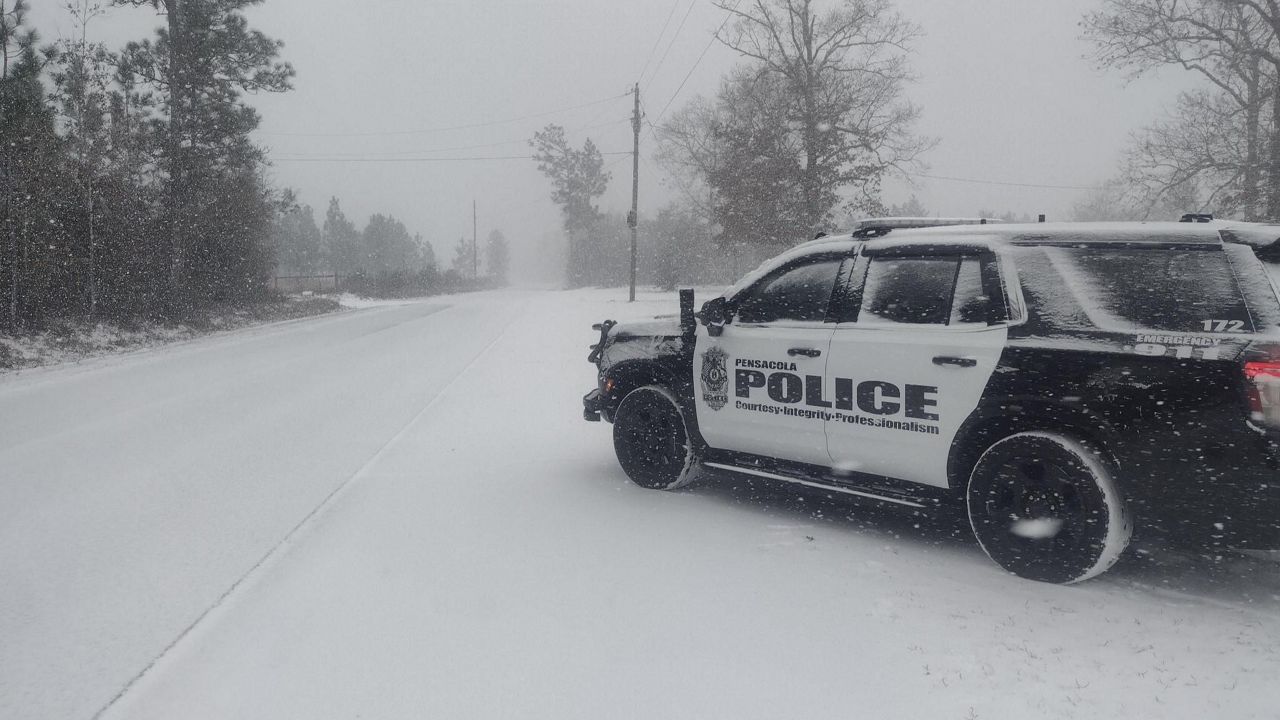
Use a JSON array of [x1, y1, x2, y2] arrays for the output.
[[735, 258, 843, 324], [1047, 248, 1254, 333], [858, 257, 958, 325]]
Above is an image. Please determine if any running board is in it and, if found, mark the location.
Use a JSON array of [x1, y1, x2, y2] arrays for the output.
[[703, 462, 927, 509]]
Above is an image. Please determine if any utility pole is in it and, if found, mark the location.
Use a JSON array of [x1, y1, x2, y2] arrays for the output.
[[472, 199, 478, 279], [628, 82, 640, 302]]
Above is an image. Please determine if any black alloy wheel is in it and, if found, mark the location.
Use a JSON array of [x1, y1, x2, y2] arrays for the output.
[[612, 386, 699, 490], [967, 432, 1131, 584]]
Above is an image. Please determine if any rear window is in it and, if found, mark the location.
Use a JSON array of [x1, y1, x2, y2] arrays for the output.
[[1032, 247, 1254, 334]]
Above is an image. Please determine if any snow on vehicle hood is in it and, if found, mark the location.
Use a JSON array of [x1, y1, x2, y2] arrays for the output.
[[599, 315, 685, 368], [610, 315, 682, 339]]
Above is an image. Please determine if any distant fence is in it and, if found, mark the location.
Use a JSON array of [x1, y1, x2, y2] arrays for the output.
[[272, 273, 341, 293]]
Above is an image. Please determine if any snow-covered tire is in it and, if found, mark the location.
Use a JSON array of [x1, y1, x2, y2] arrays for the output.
[[967, 431, 1131, 584], [612, 385, 700, 490]]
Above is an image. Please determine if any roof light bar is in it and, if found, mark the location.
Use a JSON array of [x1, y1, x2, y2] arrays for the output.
[[850, 217, 1004, 238], [1180, 213, 1215, 223]]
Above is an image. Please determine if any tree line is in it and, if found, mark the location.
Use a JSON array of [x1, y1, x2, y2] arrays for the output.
[[1, 0, 505, 334], [272, 197, 510, 297], [1, 0, 293, 331]]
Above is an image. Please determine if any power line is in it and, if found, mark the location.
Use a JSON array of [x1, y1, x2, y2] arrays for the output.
[[638, 0, 682, 83], [908, 172, 1099, 191], [640, 153, 663, 184], [644, 0, 698, 88], [573, 114, 637, 136], [272, 151, 634, 163], [604, 153, 633, 172], [274, 137, 522, 159], [273, 155, 536, 163], [636, 95, 660, 146], [576, 89, 634, 129], [258, 92, 630, 138], [652, 0, 739, 127], [639, 103, 662, 154], [268, 117, 632, 159]]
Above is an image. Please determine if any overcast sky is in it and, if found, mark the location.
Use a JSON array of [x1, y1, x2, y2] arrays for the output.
[[30, 0, 1195, 279]]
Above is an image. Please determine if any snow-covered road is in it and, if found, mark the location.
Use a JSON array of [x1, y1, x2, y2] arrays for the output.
[[3, 289, 1279, 720]]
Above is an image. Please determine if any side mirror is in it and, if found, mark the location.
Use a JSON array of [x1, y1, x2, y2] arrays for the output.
[[696, 296, 731, 337]]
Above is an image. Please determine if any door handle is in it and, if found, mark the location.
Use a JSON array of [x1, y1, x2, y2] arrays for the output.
[[933, 355, 977, 368], [788, 347, 822, 358]]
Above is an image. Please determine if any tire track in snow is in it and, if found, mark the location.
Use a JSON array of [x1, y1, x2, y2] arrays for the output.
[[91, 302, 529, 720]]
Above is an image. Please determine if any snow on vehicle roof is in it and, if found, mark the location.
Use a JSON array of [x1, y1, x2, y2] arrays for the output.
[[880, 221, 1225, 245], [851, 216, 1003, 232], [1214, 221, 1280, 257]]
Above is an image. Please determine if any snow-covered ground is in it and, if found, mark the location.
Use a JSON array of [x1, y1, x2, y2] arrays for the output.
[[2, 288, 1278, 720]]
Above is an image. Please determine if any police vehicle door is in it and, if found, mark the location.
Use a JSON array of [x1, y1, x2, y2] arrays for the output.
[[824, 249, 1009, 487], [694, 254, 846, 466]]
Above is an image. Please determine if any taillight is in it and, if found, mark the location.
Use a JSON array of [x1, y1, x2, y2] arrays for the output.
[[1244, 361, 1280, 427]]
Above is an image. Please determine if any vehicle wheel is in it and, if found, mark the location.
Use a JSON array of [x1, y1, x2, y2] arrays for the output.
[[967, 431, 1131, 584], [612, 385, 700, 490]]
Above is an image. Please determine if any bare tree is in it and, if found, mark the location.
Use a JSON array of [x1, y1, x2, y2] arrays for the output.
[[1084, 0, 1275, 218], [654, 96, 721, 224], [1070, 175, 1202, 221], [1126, 88, 1250, 214], [712, 0, 933, 235]]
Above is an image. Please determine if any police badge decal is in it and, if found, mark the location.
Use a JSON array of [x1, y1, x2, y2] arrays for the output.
[[700, 346, 729, 411]]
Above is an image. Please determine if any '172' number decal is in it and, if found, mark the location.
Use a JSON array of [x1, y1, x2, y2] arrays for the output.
[[1202, 319, 1246, 332]]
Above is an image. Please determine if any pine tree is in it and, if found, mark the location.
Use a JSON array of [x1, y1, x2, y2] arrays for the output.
[[886, 195, 929, 218], [416, 233, 436, 272], [323, 197, 359, 276], [451, 236, 473, 278], [530, 124, 610, 287], [113, 0, 295, 313], [362, 214, 420, 275], [273, 203, 322, 275], [1, 0, 67, 330], [486, 229, 509, 286]]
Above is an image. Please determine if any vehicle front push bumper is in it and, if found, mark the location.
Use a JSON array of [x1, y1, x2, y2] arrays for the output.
[[583, 389, 604, 422]]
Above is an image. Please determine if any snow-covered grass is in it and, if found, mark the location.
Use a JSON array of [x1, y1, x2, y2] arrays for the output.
[[3, 287, 1278, 720], [0, 296, 342, 373], [0, 321, 195, 370], [333, 291, 430, 309]]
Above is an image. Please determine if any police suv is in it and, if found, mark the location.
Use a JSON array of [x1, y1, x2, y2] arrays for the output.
[[583, 219, 1280, 583]]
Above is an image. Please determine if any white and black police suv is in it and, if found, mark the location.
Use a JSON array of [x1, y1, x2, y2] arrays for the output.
[[582, 218, 1280, 583]]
